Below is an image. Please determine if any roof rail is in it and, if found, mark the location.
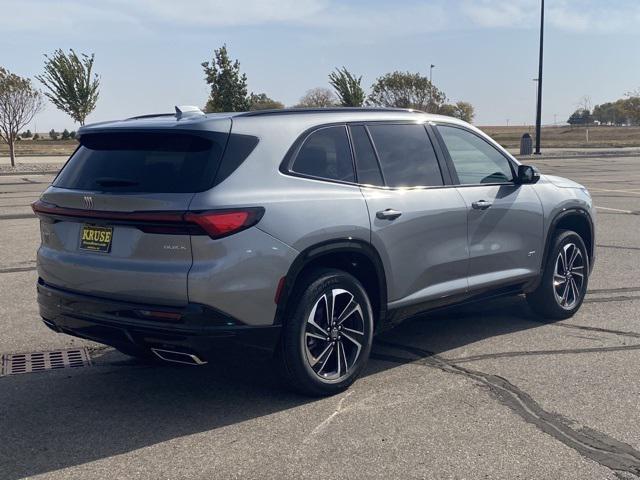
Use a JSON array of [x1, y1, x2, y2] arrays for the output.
[[238, 107, 424, 117], [125, 113, 175, 121]]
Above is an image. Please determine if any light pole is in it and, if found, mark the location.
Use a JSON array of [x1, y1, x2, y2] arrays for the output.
[[534, 0, 545, 154], [428, 64, 436, 111]]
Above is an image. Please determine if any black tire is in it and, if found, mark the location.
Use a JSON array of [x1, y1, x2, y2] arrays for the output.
[[279, 268, 374, 396], [527, 230, 589, 319]]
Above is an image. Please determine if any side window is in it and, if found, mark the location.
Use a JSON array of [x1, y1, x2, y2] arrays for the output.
[[291, 126, 355, 183], [437, 125, 514, 184], [367, 124, 443, 187], [349, 125, 384, 186]]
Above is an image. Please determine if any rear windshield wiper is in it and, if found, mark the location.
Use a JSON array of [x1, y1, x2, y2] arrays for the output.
[[94, 177, 140, 187]]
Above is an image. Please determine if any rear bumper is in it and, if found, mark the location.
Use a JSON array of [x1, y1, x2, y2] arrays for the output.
[[37, 279, 281, 360]]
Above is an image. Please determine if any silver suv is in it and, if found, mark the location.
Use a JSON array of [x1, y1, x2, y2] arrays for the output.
[[33, 107, 595, 395]]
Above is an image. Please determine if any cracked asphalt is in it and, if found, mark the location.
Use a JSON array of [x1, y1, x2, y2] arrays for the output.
[[1, 154, 639, 479]]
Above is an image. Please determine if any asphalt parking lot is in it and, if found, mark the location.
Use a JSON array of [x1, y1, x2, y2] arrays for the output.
[[1, 155, 639, 479]]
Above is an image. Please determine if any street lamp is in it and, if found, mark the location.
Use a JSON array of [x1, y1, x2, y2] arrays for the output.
[[429, 64, 435, 85], [534, 0, 545, 154]]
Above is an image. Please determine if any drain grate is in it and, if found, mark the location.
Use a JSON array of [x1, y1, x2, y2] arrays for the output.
[[1, 348, 91, 376]]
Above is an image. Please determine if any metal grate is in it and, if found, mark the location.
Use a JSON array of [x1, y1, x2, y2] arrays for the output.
[[1, 348, 91, 376]]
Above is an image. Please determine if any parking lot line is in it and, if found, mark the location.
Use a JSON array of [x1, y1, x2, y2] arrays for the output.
[[595, 206, 635, 214]]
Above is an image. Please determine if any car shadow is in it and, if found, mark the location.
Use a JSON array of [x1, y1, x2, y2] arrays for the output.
[[0, 295, 544, 479]]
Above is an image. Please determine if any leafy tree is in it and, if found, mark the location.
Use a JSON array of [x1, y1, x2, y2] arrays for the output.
[[36, 49, 100, 126], [33, 133, 40, 140], [21, 129, 33, 138], [296, 87, 337, 108], [567, 109, 592, 126], [623, 92, 640, 125], [69, 130, 76, 139], [61, 128, 71, 140], [329, 67, 365, 107], [367, 71, 446, 112], [0, 68, 44, 166], [202, 45, 249, 112], [450, 101, 475, 123], [248, 93, 284, 111], [49, 129, 59, 140]]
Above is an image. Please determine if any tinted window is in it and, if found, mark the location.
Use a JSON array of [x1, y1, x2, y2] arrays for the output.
[[438, 125, 514, 184], [367, 124, 443, 187], [291, 126, 355, 182], [54, 132, 225, 193], [349, 125, 383, 186]]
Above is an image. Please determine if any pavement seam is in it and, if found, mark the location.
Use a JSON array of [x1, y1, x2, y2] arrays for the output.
[[373, 340, 640, 478]]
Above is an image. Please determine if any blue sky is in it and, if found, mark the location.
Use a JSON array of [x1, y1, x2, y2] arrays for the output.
[[1, 0, 638, 130]]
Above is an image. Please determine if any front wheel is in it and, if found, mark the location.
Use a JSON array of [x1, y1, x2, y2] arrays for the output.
[[279, 268, 374, 396], [527, 230, 589, 319]]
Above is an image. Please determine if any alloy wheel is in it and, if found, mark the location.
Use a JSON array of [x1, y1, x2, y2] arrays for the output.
[[553, 242, 585, 310], [304, 288, 366, 381]]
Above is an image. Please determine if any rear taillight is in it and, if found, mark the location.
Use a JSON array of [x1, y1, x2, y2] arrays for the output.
[[32, 200, 264, 239], [184, 208, 264, 239]]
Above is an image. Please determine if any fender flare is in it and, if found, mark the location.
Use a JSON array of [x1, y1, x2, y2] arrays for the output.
[[273, 239, 388, 328], [528, 207, 594, 292]]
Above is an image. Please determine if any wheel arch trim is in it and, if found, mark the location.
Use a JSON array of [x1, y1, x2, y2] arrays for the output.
[[529, 207, 594, 292], [273, 239, 388, 329]]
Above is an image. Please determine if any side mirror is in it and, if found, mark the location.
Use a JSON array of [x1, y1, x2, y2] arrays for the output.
[[516, 164, 540, 184]]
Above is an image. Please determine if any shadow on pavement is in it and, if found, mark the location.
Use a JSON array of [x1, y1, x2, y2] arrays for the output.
[[0, 296, 542, 479]]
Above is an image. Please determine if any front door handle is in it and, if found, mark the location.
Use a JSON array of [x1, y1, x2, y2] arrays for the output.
[[376, 209, 402, 220], [471, 200, 492, 210]]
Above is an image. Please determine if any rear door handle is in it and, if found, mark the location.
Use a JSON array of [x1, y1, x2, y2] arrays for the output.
[[376, 209, 402, 220], [471, 200, 492, 210]]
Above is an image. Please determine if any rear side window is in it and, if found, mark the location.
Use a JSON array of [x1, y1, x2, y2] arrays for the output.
[[291, 126, 355, 183], [367, 124, 443, 187], [349, 125, 384, 186], [54, 132, 226, 193]]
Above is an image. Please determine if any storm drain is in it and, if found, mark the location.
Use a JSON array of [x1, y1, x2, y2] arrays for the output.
[[1, 348, 91, 376]]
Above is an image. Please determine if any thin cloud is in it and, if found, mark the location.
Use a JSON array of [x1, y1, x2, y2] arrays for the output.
[[2, 0, 639, 36]]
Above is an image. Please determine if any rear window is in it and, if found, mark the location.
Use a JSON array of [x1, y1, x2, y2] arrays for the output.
[[291, 126, 355, 183], [54, 132, 226, 193]]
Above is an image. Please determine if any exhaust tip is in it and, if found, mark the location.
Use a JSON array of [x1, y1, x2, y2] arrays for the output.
[[151, 348, 207, 366]]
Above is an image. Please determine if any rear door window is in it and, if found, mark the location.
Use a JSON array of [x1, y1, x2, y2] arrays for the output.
[[367, 124, 443, 187], [54, 132, 226, 193], [291, 126, 355, 183]]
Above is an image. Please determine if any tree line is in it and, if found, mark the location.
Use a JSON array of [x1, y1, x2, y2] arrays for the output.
[[203, 44, 475, 122], [568, 91, 640, 126]]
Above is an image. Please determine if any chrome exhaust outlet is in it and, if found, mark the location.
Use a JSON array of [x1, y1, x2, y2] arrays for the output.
[[151, 348, 207, 366]]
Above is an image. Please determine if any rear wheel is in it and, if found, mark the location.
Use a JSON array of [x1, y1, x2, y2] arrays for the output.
[[527, 230, 589, 319], [279, 268, 374, 396]]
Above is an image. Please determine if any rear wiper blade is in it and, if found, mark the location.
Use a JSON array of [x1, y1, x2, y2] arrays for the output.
[[94, 177, 139, 187]]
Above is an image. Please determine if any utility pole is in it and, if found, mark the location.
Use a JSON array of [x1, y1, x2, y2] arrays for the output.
[[534, 0, 545, 154]]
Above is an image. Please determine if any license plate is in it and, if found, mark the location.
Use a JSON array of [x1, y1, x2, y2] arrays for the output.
[[79, 225, 113, 253]]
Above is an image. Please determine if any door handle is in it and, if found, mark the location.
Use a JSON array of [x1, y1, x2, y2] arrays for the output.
[[471, 200, 492, 210], [376, 209, 402, 220]]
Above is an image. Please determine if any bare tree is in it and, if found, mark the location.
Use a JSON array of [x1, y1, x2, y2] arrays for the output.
[[36, 49, 100, 126], [0, 68, 44, 167], [296, 87, 337, 108]]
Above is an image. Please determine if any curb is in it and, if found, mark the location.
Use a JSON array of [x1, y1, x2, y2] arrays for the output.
[[0, 169, 62, 177]]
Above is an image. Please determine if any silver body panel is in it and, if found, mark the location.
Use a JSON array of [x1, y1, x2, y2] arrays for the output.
[[36, 109, 595, 328]]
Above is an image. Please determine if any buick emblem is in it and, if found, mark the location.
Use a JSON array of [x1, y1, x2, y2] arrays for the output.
[[83, 196, 94, 209]]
